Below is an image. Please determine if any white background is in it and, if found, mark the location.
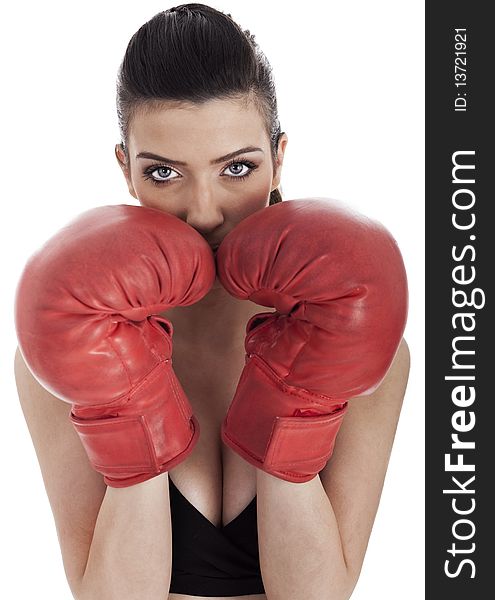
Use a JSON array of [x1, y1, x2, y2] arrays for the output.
[[0, 1, 424, 598]]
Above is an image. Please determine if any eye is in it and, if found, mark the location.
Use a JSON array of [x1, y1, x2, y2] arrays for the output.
[[142, 164, 181, 186], [222, 159, 258, 180], [224, 162, 249, 177]]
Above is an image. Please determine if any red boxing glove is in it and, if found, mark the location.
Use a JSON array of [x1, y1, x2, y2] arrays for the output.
[[216, 198, 408, 483], [14, 205, 216, 487]]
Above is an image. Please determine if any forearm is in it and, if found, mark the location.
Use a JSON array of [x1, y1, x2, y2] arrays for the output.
[[76, 472, 172, 600], [256, 470, 353, 600]]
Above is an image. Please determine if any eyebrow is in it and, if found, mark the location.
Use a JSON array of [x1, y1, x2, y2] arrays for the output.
[[135, 146, 264, 166]]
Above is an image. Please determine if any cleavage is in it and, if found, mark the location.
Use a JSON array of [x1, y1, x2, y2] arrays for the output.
[[169, 476, 256, 530]]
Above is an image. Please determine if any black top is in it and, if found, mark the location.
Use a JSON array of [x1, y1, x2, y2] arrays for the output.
[[168, 477, 265, 597]]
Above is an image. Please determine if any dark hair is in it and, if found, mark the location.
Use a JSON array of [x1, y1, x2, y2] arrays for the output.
[[116, 3, 283, 205]]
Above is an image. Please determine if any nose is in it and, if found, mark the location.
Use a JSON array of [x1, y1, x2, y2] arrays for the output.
[[184, 181, 224, 237]]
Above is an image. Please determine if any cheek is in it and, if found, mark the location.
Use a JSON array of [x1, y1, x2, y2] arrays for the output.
[[234, 194, 270, 222], [130, 172, 160, 207], [133, 183, 183, 217], [230, 176, 272, 221]]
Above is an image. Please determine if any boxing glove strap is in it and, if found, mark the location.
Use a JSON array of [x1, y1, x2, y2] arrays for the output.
[[70, 360, 200, 487], [222, 355, 347, 483]]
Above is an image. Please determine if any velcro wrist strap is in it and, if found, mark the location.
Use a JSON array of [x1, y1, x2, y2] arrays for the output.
[[222, 355, 347, 483], [70, 361, 199, 487]]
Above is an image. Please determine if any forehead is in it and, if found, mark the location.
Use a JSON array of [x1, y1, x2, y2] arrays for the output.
[[128, 97, 269, 155]]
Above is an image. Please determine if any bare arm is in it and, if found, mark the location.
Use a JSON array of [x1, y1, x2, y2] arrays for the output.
[[80, 474, 172, 600], [256, 338, 411, 600], [14, 347, 173, 600]]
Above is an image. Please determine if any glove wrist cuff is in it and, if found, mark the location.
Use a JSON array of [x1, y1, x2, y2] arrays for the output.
[[70, 361, 199, 487], [222, 355, 347, 483]]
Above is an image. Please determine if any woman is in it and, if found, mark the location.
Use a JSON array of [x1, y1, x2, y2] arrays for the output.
[[13, 4, 410, 599]]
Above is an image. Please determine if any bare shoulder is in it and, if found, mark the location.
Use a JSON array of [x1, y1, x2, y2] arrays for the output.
[[318, 338, 410, 579], [14, 347, 107, 596]]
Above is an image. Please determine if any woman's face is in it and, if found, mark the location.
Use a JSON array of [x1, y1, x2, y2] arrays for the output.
[[115, 97, 288, 249]]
